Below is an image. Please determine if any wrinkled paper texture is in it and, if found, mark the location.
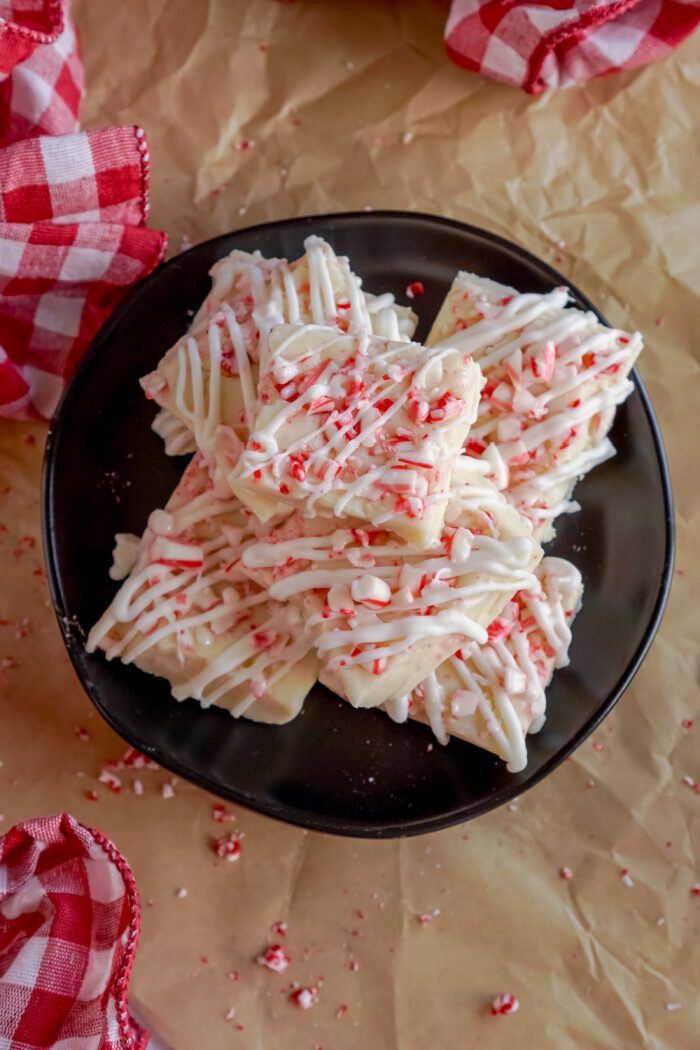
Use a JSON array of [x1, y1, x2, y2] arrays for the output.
[[1, 1, 698, 1047]]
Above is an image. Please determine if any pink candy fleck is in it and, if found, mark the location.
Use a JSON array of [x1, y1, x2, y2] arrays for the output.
[[560, 866, 574, 881], [405, 281, 425, 299], [290, 987, 318, 1010], [212, 802, 236, 823], [98, 770, 122, 794], [256, 944, 291, 973], [212, 831, 243, 862], [490, 993, 519, 1016]]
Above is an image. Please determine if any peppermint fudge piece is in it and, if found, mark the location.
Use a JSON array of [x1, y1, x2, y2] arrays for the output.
[[427, 272, 642, 539], [229, 323, 483, 546], [386, 557, 582, 772], [87, 454, 318, 723], [239, 466, 542, 708], [141, 238, 417, 455]]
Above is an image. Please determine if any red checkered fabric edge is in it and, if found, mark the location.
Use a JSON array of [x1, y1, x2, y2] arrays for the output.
[[0, 126, 167, 420], [0, 0, 83, 140], [0, 813, 148, 1050], [445, 0, 700, 93]]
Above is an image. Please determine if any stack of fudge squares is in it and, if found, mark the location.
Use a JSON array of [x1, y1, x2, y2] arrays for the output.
[[87, 237, 642, 772]]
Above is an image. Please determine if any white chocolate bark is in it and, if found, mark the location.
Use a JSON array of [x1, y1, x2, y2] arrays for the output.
[[229, 324, 483, 546], [141, 238, 417, 455], [86, 454, 318, 723], [239, 468, 542, 708], [389, 557, 582, 772], [427, 273, 642, 540]]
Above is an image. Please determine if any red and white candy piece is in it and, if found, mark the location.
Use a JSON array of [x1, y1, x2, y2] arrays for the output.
[[257, 944, 291, 973], [212, 831, 242, 862], [490, 993, 520, 1016], [290, 986, 318, 1009], [150, 536, 204, 569], [351, 575, 392, 608]]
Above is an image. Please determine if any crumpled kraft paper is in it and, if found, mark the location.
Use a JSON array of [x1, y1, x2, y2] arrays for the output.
[[0, 1, 698, 1047]]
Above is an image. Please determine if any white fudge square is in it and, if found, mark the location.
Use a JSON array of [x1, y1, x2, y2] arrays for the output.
[[86, 454, 318, 723], [386, 557, 583, 772], [229, 324, 483, 547], [427, 272, 642, 539], [239, 465, 542, 709]]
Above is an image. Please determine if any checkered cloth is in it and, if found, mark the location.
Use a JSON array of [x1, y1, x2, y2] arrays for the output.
[[0, 1, 167, 420], [0, 0, 83, 140], [0, 814, 148, 1050], [0, 127, 167, 419], [445, 0, 700, 93]]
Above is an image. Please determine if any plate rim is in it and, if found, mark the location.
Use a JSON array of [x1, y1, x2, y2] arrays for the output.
[[42, 210, 676, 838]]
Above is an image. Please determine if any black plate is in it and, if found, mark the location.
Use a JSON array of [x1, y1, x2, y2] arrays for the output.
[[43, 212, 674, 838]]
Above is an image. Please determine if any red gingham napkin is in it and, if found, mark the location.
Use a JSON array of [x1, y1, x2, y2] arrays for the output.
[[445, 0, 700, 93], [0, 0, 167, 421], [0, 0, 83, 141], [0, 127, 167, 419], [0, 814, 147, 1050]]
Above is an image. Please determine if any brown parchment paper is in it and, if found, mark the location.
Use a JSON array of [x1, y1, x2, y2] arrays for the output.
[[1, 2, 699, 1047]]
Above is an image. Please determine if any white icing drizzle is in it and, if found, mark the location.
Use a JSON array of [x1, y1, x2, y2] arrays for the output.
[[399, 557, 583, 772], [231, 324, 480, 539], [151, 408, 197, 456], [87, 456, 314, 714], [432, 274, 642, 535], [240, 493, 539, 674], [143, 239, 418, 456]]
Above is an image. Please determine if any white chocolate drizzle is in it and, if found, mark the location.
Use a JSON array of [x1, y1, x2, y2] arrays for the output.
[[240, 487, 540, 676], [87, 456, 315, 715], [230, 324, 481, 542], [400, 557, 583, 771], [430, 274, 642, 537], [142, 238, 417, 456]]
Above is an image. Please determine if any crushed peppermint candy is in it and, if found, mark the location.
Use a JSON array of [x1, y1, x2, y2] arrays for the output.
[[619, 868, 634, 888], [212, 802, 236, 823], [98, 770, 122, 794], [665, 1002, 682, 1011], [690, 884, 700, 897], [290, 987, 318, 1010], [592, 740, 605, 752], [212, 831, 243, 861], [559, 866, 574, 881], [175, 887, 188, 898], [256, 944, 291, 973], [490, 993, 520, 1016], [272, 920, 288, 937], [106, 747, 159, 771], [132, 779, 144, 796], [405, 281, 424, 299], [681, 719, 694, 729], [416, 909, 440, 926], [335, 1004, 349, 1019], [225, 1007, 237, 1022], [161, 782, 175, 799], [74, 726, 90, 742], [682, 775, 700, 794]]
